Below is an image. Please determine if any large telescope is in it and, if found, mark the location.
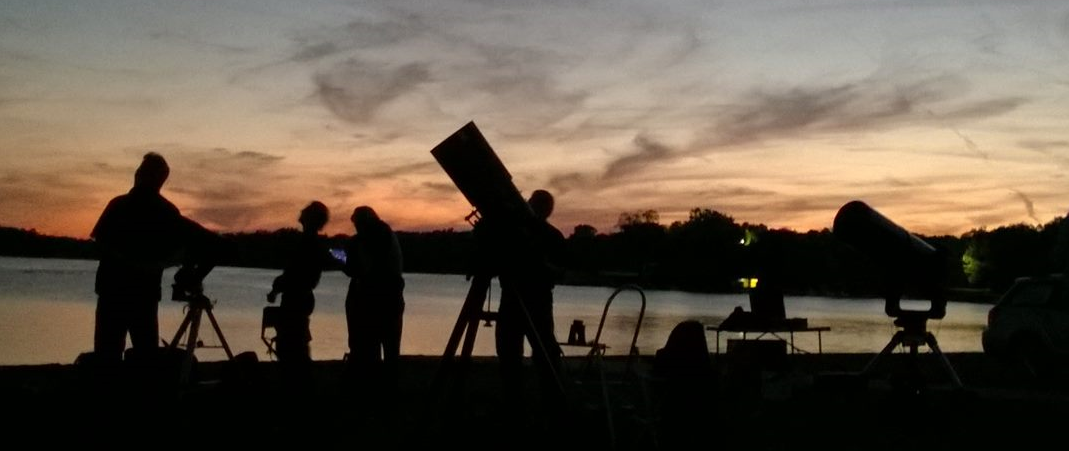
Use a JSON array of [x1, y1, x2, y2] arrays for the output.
[[832, 200, 945, 319], [430, 121, 535, 226], [833, 200, 962, 388], [429, 121, 559, 398]]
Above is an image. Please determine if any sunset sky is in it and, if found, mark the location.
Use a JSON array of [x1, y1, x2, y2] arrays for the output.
[[2, 0, 1067, 238]]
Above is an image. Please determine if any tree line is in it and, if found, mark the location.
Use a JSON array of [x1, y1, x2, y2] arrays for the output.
[[2, 208, 1066, 301]]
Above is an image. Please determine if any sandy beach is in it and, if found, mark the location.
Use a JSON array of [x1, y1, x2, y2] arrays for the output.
[[3, 351, 1067, 449]]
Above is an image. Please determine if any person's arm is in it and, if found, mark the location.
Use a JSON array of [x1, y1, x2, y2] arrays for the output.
[[275, 236, 327, 293], [90, 198, 121, 258], [173, 217, 224, 297], [340, 238, 358, 278]]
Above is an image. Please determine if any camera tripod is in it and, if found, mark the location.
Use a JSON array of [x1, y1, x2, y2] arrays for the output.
[[167, 292, 234, 384]]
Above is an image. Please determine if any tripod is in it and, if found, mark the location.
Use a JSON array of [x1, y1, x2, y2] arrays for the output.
[[432, 274, 497, 396], [431, 272, 565, 399], [860, 312, 963, 390], [167, 293, 234, 384]]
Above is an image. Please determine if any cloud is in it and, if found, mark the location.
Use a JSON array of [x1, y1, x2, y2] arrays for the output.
[[571, 73, 1027, 192], [455, 44, 588, 136], [0, 166, 113, 236], [420, 181, 459, 195], [118, 146, 296, 232], [313, 59, 432, 124], [699, 75, 1025, 151], [290, 42, 341, 62], [328, 161, 440, 188], [1020, 139, 1069, 152], [1010, 189, 1040, 224], [147, 30, 251, 54], [276, 4, 592, 139], [188, 200, 295, 232], [547, 172, 591, 195], [603, 134, 674, 180], [368, 161, 439, 179], [291, 14, 428, 63], [949, 127, 986, 160]]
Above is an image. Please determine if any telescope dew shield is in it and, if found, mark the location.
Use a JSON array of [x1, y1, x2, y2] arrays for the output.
[[832, 200, 946, 319], [429, 121, 534, 224]]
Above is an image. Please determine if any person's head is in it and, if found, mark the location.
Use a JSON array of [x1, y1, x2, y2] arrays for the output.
[[133, 152, 170, 191], [351, 205, 380, 232], [299, 201, 329, 233], [528, 189, 554, 220]]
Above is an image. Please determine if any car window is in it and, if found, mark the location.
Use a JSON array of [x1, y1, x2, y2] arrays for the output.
[[1004, 282, 1054, 307]]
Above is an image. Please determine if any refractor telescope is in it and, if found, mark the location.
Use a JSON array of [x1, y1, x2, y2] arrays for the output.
[[832, 200, 946, 319], [170, 217, 222, 304], [171, 265, 209, 303]]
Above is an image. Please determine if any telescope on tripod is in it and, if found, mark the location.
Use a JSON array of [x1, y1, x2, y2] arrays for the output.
[[427, 121, 561, 396], [833, 200, 962, 389], [164, 240, 234, 385]]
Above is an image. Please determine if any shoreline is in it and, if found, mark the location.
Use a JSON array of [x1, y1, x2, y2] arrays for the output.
[[0, 254, 1002, 304], [3, 352, 1067, 448]]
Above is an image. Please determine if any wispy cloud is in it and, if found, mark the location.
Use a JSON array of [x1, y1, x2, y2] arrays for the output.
[[699, 75, 1025, 151], [603, 134, 674, 180], [1011, 189, 1040, 224], [581, 73, 1026, 191], [147, 30, 252, 54], [328, 161, 440, 188], [118, 146, 296, 232], [1019, 139, 1069, 168], [313, 59, 432, 125]]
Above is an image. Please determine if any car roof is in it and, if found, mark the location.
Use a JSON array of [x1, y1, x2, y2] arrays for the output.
[[1013, 273, 1066, 284]]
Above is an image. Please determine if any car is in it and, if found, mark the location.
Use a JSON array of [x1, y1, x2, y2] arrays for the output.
[[981, 274, 1069, 379]]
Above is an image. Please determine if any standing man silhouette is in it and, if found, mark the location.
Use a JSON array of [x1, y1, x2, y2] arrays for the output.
[[495, 189, 567, 404], [91, 152, 213, 364], [343, 206, 405, 399], [267, 201, 331, 391]]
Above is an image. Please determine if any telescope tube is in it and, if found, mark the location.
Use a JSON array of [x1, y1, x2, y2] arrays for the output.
[[833, 200, 946, 319]]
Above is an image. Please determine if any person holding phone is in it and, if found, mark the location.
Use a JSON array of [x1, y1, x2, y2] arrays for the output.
[[342, 205, 405, 403]]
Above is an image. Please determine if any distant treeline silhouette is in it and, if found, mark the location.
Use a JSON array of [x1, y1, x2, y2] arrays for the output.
[[3, 208, 1067, 299]]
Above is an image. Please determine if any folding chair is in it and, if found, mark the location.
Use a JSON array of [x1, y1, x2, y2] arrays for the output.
[[261, 306, 281, 360]]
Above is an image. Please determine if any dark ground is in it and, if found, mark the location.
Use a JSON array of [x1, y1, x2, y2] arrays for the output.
[[2, 351, 1067, 449]]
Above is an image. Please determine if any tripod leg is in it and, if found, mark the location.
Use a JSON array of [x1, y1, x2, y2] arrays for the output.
[[459, 314, 480, 360], [442, 275, 492, 361], [204, 308, 234, 359], [515, 291, 565, 397], [169, 309, 195, 349], [925, 333, 964, 388], [432, 275, 492, 397], [862, 331, 903, 377], [185, 308, 202, 352], [177, 307, 202, 385]]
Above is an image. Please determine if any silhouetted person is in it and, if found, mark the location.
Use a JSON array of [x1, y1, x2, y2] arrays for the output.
[[495, 189, 567, 407], [653, 320, 715, 449], [91, 152, 215, 364], [342, 206, 405, 399], [267, 201, 331, 392]]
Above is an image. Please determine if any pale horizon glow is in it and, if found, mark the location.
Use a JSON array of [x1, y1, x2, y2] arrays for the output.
[[2, 0, 1068, 238]]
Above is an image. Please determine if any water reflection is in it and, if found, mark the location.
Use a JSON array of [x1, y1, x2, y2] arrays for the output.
[[0, 257, 992, 365]]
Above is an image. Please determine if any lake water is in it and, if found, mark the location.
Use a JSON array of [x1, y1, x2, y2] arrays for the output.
[[0, 256, 993, 365]]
